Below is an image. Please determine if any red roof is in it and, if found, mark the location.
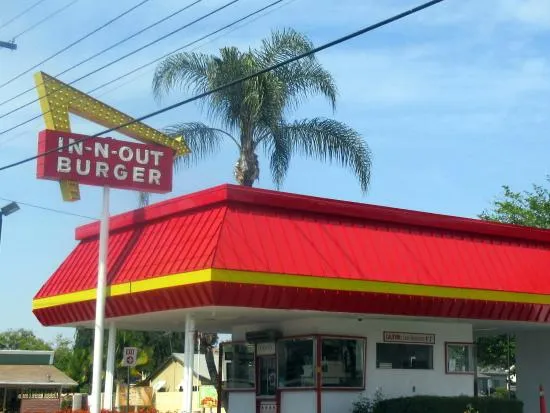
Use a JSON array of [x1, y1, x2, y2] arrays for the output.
[[33, 184, 550, 325]]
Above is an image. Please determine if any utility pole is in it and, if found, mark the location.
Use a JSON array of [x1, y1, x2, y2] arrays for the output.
[[0, 40, 17, 51]]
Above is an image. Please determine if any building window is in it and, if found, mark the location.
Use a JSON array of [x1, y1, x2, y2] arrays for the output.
[[277, 337, 316, 388], [376, 343, 433, 369], [321, 338, 365, 388], [223, 343, 255, 390], [446, 343, 475, 374]]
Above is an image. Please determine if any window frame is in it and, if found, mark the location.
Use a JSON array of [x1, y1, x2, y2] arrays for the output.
[[276, 335, 317, 390], [319, 335, 366, 390], [445, 341, 476, 375], [221, 341, 257, 391], [375, 342, 435, 370]]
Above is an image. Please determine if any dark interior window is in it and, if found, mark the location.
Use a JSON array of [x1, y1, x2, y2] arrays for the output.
[[376, 343, 433, 370]]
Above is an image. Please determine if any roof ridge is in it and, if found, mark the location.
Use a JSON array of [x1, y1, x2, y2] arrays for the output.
[[74, 184, 550, 245]]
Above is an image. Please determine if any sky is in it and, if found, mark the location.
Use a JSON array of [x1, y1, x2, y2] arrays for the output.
[[0, 0, 549, 343]]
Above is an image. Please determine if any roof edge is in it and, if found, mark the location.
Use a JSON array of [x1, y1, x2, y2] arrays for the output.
[[75, 184, 550, 244], [76, 185, 231, 240], [0, 350, 54, 355]]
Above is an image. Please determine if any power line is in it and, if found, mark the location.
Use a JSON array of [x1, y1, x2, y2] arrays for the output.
[[0, 196, 96, 220], [0, 0, 152, 90], [0, 0, 47, 31], [0, 130, 31, 149], [0, 113, 42, 138], [0, 0, 203, 109], [96, 0, 299, 100], [11, 0, 82, 40], [0, 0, 282, 136], [88, 0, 285, 95], [0, 0, 446, 173], [95, 0, 299, 100], [0, 0, 239, 120], [0, 40, 17, 51]]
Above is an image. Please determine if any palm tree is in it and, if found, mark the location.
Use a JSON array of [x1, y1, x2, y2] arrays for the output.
[[146, 28, 372, 205], [146, 28, 372, 389]]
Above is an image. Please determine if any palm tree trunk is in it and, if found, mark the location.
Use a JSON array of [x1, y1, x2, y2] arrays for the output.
[[234, 127, 259, 186], [204, 348, 218, 384], [234, 148, 259, 186]]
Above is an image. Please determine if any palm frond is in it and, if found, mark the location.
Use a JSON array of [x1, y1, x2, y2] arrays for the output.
[[257, 28, 315, 65], [254, 28, 337, 112], [205, 47, 258, 132], [259, 125, 290, 189], [152, 52, 213, 101], [164, 122, 236, 171], [278, 118, 372, 193], [137, 123, 234, 207], [277, 58, 337, 112]]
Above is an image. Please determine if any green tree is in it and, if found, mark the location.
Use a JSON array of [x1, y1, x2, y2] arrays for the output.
[[52, 334, 74, 373], [476, 334, 515, 369], [149, 28, 371, 203], [480, 177, 550, 228], [0, 329, 51, 350], [70, 328, 197, 389], [475, 179, 550, 374]]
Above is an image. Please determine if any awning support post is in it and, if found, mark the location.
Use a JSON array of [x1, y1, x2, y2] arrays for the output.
[[182, 314, 195, 413], [104, 323, 117, 410]]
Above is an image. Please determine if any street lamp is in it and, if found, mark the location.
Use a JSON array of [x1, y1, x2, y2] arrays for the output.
[[0, 202, 20, 250]]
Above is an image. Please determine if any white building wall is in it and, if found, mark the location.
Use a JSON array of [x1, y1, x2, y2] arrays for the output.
[[228, 392, 255, 413], [229, 316, 474, 413], [322, 391, 363, 413], [516, 331, 550, 413], [280, 391, 315, 413]]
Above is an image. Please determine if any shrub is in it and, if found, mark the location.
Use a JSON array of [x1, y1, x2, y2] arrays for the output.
[[373, 396, 523, 413], [492, 387, 515, 399], [352, 389, 384, 413]]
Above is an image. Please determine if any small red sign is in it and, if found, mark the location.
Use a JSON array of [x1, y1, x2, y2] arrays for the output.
[[37, 129, 173, 193]]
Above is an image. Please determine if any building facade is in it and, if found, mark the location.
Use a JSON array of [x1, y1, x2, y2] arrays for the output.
[[32, 184, 550, 413]]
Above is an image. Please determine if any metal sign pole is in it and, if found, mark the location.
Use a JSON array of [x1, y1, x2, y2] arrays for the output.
[[90, 186, 110, 413], [127, 367, 130, 413]]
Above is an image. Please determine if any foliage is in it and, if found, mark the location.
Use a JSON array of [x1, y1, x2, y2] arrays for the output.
[[0, 329, 76, 374], [475, 334, 515, 370], [373, 396, 522, 413], [352, 389, 384, 413], [480, 177, 550, 228], [147, 28, 371, 204], [0, 329, 52, 350], [70, 328, 218, 391], [492, 387, 514, 399], [52, 334, 74, 372], [465, 404, 480, 413], [475, 179, 550, 373]]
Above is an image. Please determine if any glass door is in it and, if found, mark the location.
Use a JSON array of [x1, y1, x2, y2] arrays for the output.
[[257, 355, 277, 397]]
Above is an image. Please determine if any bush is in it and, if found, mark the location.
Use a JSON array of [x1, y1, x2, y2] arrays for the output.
[[352, 389, 384, 413], [373, 396, 523, 413], [492, 387, 515, 399]]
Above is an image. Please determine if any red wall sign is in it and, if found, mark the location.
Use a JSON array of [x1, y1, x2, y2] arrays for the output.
[[37, 129, 173, 193]]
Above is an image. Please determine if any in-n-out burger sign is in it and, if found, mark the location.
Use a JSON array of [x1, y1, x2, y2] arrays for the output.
[[37, 129, 173, 193]]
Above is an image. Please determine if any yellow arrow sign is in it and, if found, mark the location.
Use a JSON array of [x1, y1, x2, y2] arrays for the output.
[[34, 71, 189, 202]]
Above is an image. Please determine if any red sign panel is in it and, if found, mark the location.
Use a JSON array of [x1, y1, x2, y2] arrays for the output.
[[37, 129, 173, 193]]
